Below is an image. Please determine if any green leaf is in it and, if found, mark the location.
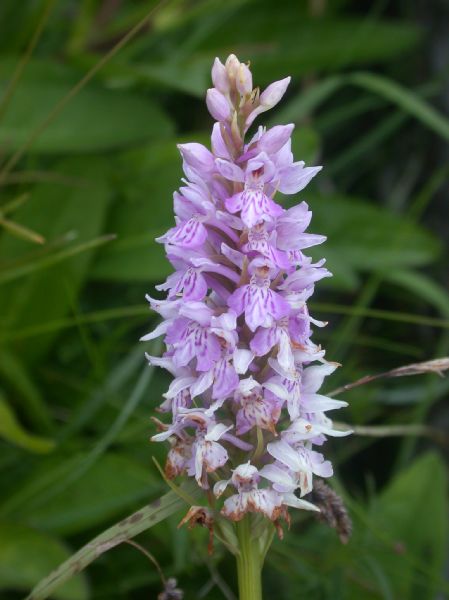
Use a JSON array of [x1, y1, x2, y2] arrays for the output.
[[289, 127, 321, 165], [369, 453, 448, 599], [309, 194, 441, 289], [92, 230, 170, 282], [7, 360, 161, 535], [0, 392, 54, 453], [26, 480, 202, 600], [202, 14, 422, 80], [0, 348, 52, 432], [0, 234, 115, 285], [19, 453, 160, 535], [385, 270, 449, 318], [0, 158, 112, 362], [135, 14, 421, 96], [0, 215, 45, 245], [347, 72, 449, 142], [271, 76, 344, 124], [0, 57, 74, 84], [0, 522, 88, 600], [92, 140, 180, 282], [0, 69, 173, 153]]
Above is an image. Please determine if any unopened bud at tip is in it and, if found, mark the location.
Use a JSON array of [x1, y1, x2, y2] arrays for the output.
[[212, 57, 229, 93], [236, 63, 253, 96], [206, 88, 231, 122]]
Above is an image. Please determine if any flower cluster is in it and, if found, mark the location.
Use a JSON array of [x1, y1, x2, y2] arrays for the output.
[[143, 54, 350, 525]]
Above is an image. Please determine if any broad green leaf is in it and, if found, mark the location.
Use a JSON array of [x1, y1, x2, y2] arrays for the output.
[[366, 453, 448, 599], [309, 195, 441, 289], [91, 229, 170, 282], [0, 392, 54, 453], [0, 157, 112, 362], [289, 127, 321, 165], [26, 480, 202, 600], [0, 69, 173, 153], [7, 359, 161, 533], [92, 139, 180, 282], [201, 13, 421, 80], [19, 453, 160, 535], [278, 455, 449, 600], [0, 522, 88, 600], [246, 16, 420, 77]]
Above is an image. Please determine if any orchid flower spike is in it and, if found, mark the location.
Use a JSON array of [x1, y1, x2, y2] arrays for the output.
[[143, 54, 350, 531]]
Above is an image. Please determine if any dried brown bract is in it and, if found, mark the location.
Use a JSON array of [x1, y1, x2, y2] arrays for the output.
[[311, 479, 352, 544]]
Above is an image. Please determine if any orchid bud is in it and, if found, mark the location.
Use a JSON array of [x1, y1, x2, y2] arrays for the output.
[[225, 53, 240, 81], [259, 76, 291, 108], [206, 88, 231, 122], [236, 63, 253, 96], [244, 76, 292, 130], [211, 57, 229, 93]]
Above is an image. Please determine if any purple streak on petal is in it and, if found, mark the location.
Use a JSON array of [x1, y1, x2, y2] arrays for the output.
[[161, 218, 208, 249]]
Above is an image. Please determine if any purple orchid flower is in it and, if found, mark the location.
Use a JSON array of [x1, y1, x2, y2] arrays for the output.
[[143, 54, 350, 527]]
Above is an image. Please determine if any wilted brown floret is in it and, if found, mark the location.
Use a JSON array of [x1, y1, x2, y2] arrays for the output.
[[178, 506, 215, 554]]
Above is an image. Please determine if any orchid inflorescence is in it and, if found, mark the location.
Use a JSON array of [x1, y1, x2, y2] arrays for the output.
[[143, 54, 350, 532]]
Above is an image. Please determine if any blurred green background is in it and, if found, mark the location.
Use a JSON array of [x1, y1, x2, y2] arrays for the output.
[[0, 0, 448, 598]]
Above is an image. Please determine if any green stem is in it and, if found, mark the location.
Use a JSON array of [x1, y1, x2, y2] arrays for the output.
[[235, 516, 263, 600]]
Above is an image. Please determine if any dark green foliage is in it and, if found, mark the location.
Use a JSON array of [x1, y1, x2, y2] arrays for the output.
[[0, 1, 448, 598]]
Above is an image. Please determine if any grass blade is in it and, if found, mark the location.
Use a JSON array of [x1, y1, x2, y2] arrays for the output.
[[25, 480, 202, 600], [3, 301, 449, 343], [0, 0, 56, 122], [0, 234, 115, 285], [348, 71, 449, 141], [271, 76, 343, 124], [0, 215, 45, 244], [329, 357, 449, 397]]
